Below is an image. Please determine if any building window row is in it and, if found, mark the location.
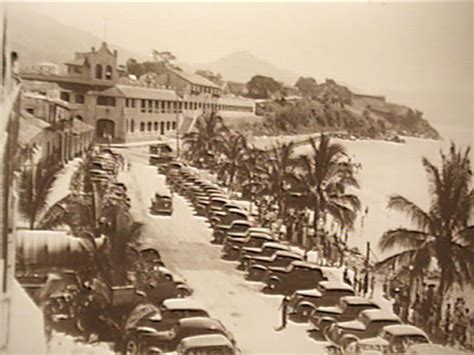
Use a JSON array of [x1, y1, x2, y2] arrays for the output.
[[97, 96, 116, 107], [125, 97, 253, 114], [130, 119, 176, 134], [190, 85, 220, 96]]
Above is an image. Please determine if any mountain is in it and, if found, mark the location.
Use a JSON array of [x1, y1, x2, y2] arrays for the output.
[[193, 51, 300, 85], [7, 6, 144, 69]]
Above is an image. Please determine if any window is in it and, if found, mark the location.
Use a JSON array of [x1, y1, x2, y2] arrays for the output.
[[140, 122, 145, 132], [131, 99, 135, 108], [97, 96, 116, 106], [154, 122, 158, 131], [161, 101, 166, 113], [167, 101, 172, 113], [172, 121, 176, 130], [95, 64, 103, 79], [125, 119, 128, 132], [126, 99, 129, 107], [166, 121, 171, 131], [131, 119, 135, 132], [141, 100, 146, 113], [147, 122, 152, 131], [60, 92, 70, 102], [105, 65, 113, 80], [75, 94, 85, 104], [155, 101, 159, 112], [160, 121, 165, 135], [26, 107, 34, 114], [148, 100, 153, 113]]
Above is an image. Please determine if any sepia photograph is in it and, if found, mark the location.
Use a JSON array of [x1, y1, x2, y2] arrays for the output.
[[0, 1, 472, 354]]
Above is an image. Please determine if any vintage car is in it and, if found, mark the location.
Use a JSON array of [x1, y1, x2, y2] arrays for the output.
[[238, 242, 291, 270], [246, 251, 303, 281], [123, 300, 210, 354], [213, 209, 250, 244], [149, 154, 173, 166], [207, 196, 230, 223], [263, 261, 328, 295], [175, 334, 236, 355], [287, 281, 354, 323], [325, 309, 401, 350], [346, 324, 430, 354], [141, 317, 236, 353], [142, 267, 193, 305], [308, 296, 379, 335], [150, 192, 173, 215], [215, 220, 252, 245], [222, 229, 275, 261]]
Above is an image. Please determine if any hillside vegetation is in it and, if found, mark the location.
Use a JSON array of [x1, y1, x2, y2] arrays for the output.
[[238, 78, 440, 140]]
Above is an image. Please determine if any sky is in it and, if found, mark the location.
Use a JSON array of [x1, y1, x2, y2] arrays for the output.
[[12, 2, 474, 141]]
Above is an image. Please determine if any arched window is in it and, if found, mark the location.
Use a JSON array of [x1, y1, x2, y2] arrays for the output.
[[140, 122, 145, 132], [130, 119, 135, 133], [95, 64, 103, 79], [147, 122, 152, 131], [154, 122, 158, 131], [105, 65, 113, 80], [166, 121, 171, 131]]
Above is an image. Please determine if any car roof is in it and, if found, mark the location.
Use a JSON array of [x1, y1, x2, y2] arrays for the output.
[[178, 317, 224, 331], [361, 309, 400, 322], [228, 208, 248, 216], [275, 250, 302, 259], [210, 197, 228, 203], [341, 296, 377, 306], [383, 324, 428, 337], [291, 261, 323, 270], [179, 334, 232, 349], [263, 242, 290, 250], [247, 227, 271, 235], [319, 281, 353, 291], [230, 220, 252, 227], [162, 298, 205, 310]]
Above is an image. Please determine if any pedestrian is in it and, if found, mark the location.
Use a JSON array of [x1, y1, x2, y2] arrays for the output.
[[279, 222, 287, 241], [275, 295, 290, 331]]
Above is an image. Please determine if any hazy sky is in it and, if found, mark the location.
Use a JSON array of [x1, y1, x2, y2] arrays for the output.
[[14, 2, 474, 137]]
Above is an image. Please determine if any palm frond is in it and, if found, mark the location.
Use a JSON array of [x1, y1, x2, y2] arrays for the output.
[[387, 195, 432, 232], [379, 228, 429, 252]]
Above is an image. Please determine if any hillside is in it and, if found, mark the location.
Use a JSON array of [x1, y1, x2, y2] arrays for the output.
[[194, 51, 299, 85], [237, 80, 440, 141], [7, 6, 144, 68]]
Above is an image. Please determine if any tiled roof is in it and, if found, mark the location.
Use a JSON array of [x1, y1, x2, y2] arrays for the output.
[[64, 58, 85, 66], [116, 85, 179, 101], [72, 118, 94, 134], [18, 112, 51, 144], [169, 68, 221, 89]]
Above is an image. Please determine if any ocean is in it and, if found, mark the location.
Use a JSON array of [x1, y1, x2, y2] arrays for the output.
[[292, 122, 472, 261]]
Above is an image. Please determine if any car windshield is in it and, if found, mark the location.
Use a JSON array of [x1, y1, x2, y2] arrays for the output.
[[231, 224, 248, 233]]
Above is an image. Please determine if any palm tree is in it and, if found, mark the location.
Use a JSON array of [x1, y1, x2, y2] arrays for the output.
[[295, 134, 361, 235], [18, 160, 59, 229], [262, 141, 299, 217], [378, 143, 473, 295], [183, 112, 228, 166], [215, 131, 248, 190]]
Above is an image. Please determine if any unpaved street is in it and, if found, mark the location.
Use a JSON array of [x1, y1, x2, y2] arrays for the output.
[[118, 147, 327, 354]]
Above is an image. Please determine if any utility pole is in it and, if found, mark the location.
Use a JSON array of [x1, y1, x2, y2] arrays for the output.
[[365, 241, 371, 269]]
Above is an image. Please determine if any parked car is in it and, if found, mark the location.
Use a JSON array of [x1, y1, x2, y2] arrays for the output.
[[213, 209, 250, 244], [142, 317, 236, 353], [150, 192, 173, 215], [141, 267, 193, 305], [149, 154, 173, 166], [222, 229, 274, 261], [325, 309, 401, 351], [238, 242, 291, 270], [246, 251, 303, 281], [287, 281, 354, 323], [308, 296, 379, 335], [346, 324, 430, 354], [215, 220, 252, 245], [175, 334, 237, 355], [263, 261, 328, 295], [122, 299, 210, 354]]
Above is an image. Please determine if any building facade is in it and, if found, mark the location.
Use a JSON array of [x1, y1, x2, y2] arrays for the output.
[[21, 42, 257, 144]]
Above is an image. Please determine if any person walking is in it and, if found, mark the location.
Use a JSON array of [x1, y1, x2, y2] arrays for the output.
[[275, 295, 290, 331]]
